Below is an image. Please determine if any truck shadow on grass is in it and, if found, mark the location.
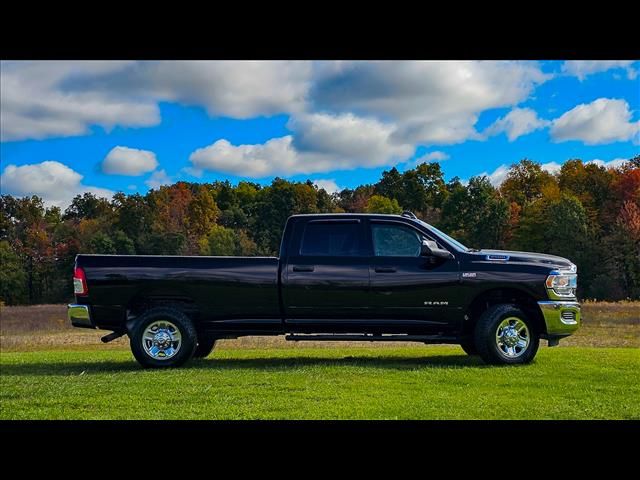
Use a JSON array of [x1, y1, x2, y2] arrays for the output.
[[1, 354, 500, 376]]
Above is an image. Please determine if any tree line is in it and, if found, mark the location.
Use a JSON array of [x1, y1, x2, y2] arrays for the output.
[[1, 157, 639, 305]]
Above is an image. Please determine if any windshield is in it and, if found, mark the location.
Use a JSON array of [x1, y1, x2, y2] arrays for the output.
[[415, 220, 469, 252]]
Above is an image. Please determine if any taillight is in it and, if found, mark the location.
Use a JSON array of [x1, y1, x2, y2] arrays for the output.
[[74, 266, 88, 296]]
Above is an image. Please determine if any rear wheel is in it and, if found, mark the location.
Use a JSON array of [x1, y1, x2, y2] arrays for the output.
[[130, 307, 197, 368], [474, 304, 539, 365], [193, 337, 217, 358]]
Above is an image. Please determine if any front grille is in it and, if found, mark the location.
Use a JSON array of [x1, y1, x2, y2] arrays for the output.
[[561, 311, 576, 322]]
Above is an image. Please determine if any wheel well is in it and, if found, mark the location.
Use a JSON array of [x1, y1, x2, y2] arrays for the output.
[[126, 294, 200, 323], [464, 288, 545, 335]]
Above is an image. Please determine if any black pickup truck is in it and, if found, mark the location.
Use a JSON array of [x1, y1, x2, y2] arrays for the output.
[[68, 211, 580, 368]]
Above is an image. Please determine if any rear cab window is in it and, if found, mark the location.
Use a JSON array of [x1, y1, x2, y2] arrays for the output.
[[300, 220, 365, 256]]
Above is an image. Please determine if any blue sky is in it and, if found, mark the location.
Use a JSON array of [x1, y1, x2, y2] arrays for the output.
[[1, 60, 639, 207]]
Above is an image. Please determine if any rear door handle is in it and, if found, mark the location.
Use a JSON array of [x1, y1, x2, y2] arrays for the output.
[[292, 265, 315, 272], [375, 267, 397, 273]]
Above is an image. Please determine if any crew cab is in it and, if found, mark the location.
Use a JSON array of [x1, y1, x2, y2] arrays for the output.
[[68, 212, 581, 367]]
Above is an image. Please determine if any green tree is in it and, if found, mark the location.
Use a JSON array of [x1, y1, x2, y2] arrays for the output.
[[253, 179, 319, 254], [205, 225, 236, 256], [0, 241, 28, 304], [558, 159, 613, 230], [64, 193, 113, 221], [439, 176, 509, 248], [365, 195, 402, 214], [112, 193, 154, 253], [375, 167, 403, 201], [112, 230, 136, 255], [147, 232, 186, 255], [514, 194, 591, 295], [88, 232, 116, 254], [374, 162, 447, 212], [235, 229, 258, 256]]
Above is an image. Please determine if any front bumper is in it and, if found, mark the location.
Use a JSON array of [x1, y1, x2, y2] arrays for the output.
[[68, 304, 95, 329], [537, 300, 581, 336]]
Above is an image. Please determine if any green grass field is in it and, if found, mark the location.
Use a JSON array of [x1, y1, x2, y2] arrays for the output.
[[1, 346, 639, 419]]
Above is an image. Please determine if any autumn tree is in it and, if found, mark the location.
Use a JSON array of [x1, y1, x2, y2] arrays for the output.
[[500, 159, 556, 205], [187, 186, 219, 239], [1, 160, 639, 304], [337, 185, 375, 212]]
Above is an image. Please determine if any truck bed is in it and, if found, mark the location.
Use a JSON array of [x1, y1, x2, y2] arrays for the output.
[[76, 254, 281, 331]]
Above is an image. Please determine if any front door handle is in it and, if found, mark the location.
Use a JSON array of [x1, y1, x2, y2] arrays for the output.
[[375, 267, 397, 273], [292, 265, 315, 272]]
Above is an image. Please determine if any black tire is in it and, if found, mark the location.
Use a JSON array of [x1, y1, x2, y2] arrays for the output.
[[474, 304, 539, 365], [460, 339, 478, 356], [129, 306, 197, 368], [193, 337, 217, 358]]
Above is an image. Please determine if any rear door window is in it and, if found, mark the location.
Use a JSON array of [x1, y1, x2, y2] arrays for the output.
[[300, 221, 363, 256]]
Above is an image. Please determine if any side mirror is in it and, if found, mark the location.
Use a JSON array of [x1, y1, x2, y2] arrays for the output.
[[421, 240, 454, 259]]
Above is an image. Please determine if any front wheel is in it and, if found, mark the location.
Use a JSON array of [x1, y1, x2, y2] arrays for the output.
[[130, 307, 198, 368], [474, 304, 539, 365]]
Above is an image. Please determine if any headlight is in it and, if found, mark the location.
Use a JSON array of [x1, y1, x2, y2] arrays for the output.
[[545, 271, 577, 298]]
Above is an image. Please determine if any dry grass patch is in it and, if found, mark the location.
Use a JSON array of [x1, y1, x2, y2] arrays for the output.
[[1, 302, 638, 352]]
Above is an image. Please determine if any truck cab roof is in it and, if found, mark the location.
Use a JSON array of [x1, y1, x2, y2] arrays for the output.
[[288, 212, 419, 220]]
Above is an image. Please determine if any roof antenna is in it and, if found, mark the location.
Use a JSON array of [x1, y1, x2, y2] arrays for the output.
[[401, 210, 417, 219]]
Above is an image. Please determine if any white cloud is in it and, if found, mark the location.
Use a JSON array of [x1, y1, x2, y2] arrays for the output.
[[102, 146, 158, 175], [0, 61, 310, 142], [484, 108, 550, 141], [561, 61, 636, 81], [288, 112, 413, 165], [550, 98, 640, 145], [312, 61, 550, 145], [0, 161, 114, 208], [1, 60, 551, 152], [313, 179, 341, 194], [414, 151, 449, 163], [189, 112, 414, 177], [585, 158, 630, 169], [541, 162, 562, 175], [0, 61, 160, 142], [145, 169, 172, 189], [190, 137, 298, 178], [181, 166, 204, 178], [474, 164, 510, 187], [139, 61, 312, 118]]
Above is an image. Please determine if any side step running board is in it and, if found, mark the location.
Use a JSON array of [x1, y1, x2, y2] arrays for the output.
[[101, 330, 126, 343], [285, 334, 456, 343]]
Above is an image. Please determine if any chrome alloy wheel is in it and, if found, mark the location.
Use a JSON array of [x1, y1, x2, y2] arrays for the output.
[[495, 317, 530, 358], [142, 320, 182, 360]]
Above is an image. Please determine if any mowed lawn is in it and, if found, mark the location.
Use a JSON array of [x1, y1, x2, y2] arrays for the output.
[[1, 346, 639, 419]]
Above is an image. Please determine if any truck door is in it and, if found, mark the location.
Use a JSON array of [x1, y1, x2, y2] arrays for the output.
[[368, 219, 460, 331], [282, 218, 370, 324]]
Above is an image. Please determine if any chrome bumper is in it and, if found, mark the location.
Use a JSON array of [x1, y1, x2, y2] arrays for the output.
[[537, 300, 581, 336], [67, 304, 95, 329]]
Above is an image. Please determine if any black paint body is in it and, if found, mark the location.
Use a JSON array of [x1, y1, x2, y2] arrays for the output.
[[74, 214, 575, 339]]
